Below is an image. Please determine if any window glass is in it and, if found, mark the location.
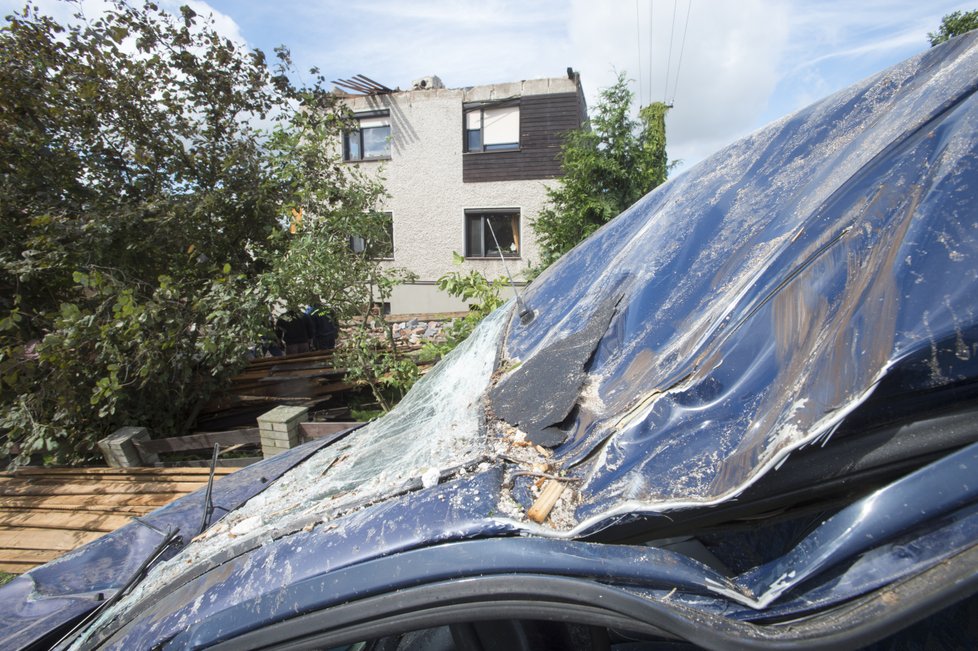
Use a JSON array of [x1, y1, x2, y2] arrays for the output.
[[465, 211, 520, 258], [466, 128, 482, 152], [482, 106, 519, 148], [344, 130, 361, 161], [464, 105, 518, 152], [345, 113, 390, 161], [362, 124, 391, 159], [466, 216, 483, 257]]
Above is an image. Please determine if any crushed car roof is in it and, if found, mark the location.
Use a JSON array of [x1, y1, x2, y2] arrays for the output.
[[6, 29, 978, 651]]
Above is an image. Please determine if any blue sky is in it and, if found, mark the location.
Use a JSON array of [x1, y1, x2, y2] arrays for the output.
[[4, 0, 975, 169]]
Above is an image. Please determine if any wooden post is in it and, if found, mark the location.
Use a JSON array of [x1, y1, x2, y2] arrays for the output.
[[257, 406, 309, 458]]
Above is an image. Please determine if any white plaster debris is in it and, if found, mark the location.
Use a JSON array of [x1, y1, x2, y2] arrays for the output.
[[420, 468, 440, 489], [488, 419, 580, 530]]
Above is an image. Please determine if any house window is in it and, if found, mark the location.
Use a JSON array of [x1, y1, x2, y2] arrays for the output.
[[464, 104, 519, 152], [344, 112, 391, 161], [350, 212, 394, 259], [465, 210, 520, 258]]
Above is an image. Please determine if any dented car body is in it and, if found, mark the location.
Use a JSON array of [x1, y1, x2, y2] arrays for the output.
[[6, 32, 978, 651]]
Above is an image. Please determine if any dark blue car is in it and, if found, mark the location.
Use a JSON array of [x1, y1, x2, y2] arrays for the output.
[[6, 31, 978, 651]]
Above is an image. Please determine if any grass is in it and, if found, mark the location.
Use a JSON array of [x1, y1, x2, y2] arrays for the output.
[[0, 571, 16, 586]]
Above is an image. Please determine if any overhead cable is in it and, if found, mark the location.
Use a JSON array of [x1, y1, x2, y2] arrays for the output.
[[670, 0, 693, 105], [663, 0, 678, 103], [636, 0, 644, 106]]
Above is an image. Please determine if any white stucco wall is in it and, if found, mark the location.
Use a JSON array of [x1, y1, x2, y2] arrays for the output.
[[342, 77, 578, 315]]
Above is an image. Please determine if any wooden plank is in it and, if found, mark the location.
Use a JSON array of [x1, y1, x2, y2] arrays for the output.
[[135, 429, 259, 455], [158, 457, 260, 468], [0, 527, 104, 552], [0, 473, 232, 485], [243, 351, 336, 369], [4, 466, 237, 477], [299, 422, 363, 440], [0, 480, 208, 497], [0, 510, 131, 532], [0, 473, 213, 485], [0, 464, 243, 573], [229, 377, 348, 399], [0, 548, 62, 569], [16, 503, 153, 516], [0, 493, 182, 510], [265, 362, 345, 373]]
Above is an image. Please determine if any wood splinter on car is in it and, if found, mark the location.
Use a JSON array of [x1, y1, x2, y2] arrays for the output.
[[527, 480, 566, 523]]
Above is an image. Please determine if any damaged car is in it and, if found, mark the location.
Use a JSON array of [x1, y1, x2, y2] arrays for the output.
[[5, 30, 978, 651]]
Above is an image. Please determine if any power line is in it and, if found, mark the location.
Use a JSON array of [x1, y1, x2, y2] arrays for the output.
[[648, 0, 654, 107], [670, 0, 693, 105], [635, 0, 644, 106], [663, 0, 678, 103]]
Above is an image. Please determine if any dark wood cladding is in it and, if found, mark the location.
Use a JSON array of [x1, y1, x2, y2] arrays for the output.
[[463, 92, 582, 183]]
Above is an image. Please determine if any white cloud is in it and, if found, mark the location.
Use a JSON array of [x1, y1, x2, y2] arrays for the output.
[[0, 0, 246, 46], [4, 0, 975, 172], [567, 0, 790, 169]]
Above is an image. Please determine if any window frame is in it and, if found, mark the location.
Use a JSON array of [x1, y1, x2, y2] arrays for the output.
[[463, 102, 520, 153], [464, 209, 521, 259], [344, 111, 391, 162]]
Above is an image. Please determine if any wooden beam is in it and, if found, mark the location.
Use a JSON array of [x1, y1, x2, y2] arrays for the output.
[[1, 493, 181, 510], [4, 466, 237, 477], [0, 480, 207, 496], [0, 503, 154, 517], [135, 429, 259, 455], [156, 457, 259, 468], [0, 549, 61, 571], [0, 527, 103, 552], [298, 422, 362, 440], [0, 510, 132, 533]]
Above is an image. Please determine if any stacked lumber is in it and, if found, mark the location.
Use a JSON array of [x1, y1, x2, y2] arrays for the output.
[[196, 350, 359, 431], [0, 466, 235, 573], [195, 315, 458, 431]]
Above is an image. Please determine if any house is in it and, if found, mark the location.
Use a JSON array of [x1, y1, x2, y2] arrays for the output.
[[336, 70, 587, 314]]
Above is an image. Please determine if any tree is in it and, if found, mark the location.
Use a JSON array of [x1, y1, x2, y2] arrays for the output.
[[0, 2, 402, 464], [532, 74, 670, 269], [929, 10, 978, 46]]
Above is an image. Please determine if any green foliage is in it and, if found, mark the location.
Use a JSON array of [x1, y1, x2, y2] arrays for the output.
[[260, 108, 412, 315], [0, 2, 407, 464], [532, 73, 670, 270], [1, 268, 266, 463], [339, 315, 420, 413], [929, 10, 978, 46]]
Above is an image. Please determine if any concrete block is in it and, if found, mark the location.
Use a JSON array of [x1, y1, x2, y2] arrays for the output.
[[257, 405, 308, 427], [98, 426, 157, 467], [262, 444, 292, 458], [258, 406, 308, 459], [262, 428, 298, 445]]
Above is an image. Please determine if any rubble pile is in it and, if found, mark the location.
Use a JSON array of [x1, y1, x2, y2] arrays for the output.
[[341, 313, 467, 350]]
